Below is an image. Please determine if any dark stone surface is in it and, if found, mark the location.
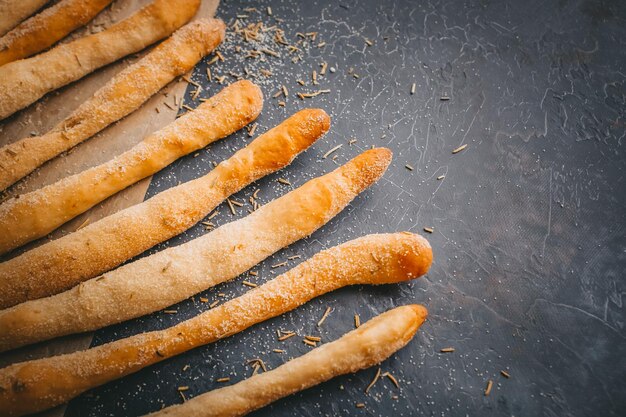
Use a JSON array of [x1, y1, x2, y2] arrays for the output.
[[66, 0, 625, 415]]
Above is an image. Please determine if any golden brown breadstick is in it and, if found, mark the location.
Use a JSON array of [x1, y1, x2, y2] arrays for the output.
[[0, 232, 432, 416], [0, 0, 200, 119], [148, 305, 428, 417], [0, 149, 393, 351], [0, 0, 48, 36], [0, 18, 226, 191], [0, 80, 263, 254], [0, 0, 113, 66], [0, 108, 330, 308]]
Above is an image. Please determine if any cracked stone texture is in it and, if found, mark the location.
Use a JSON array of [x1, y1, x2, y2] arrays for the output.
[[65, 0, 625, 416]]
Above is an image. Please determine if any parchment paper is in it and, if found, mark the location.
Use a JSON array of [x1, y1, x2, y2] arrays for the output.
[[0, 1, 218, 415]]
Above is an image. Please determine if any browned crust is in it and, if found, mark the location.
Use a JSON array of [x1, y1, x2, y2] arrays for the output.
[[0, 18, 226, 190], [0, 108, 330, 308], [0, 0, 114, 66], [0, 149, 393, 351], [0, 0, 201, 120], [149, 305, 428, 417], [0, 0, 49, 36], [0, 232, 431, 416], [0, 80, 263, 255]]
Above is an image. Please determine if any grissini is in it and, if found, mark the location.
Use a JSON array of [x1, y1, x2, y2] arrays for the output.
[[0, 0, 114, 66], [0, 108, 330, 308], [0, 0, 48, 36], [0, 149, 393, 351], [0, 0, 200, 119], [0, 80, 263, 254], [0, 18, 226, 191], [0, 232, 432, 416], [148, 305, 428, 417]]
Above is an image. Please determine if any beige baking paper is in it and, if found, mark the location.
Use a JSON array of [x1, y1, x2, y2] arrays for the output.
[[0, 1, 219, 416]]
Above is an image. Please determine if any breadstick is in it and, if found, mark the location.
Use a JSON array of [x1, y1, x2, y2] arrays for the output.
[[0, 0, 48, 36], [0, 232, 432, 416], [0, 0, 114, 66], [0, 18, 226, 191], [0, 0, 200, 119], [0, 80, 263, 254], [148, 305, 428, 417], [0, 108, 330, 308], [0, 149, 393, 351]]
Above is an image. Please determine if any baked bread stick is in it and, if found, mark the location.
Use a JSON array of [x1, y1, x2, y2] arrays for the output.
[[0, 149, 393, 351], [0, 108, 330, 308], [0, 0, 48, 36], [0, 0, 114, 66], [0, 232, 432, 416], [0, 0, 200, 119], [148, 305, 428, 417], [0, 18, 226, 191], [0, 80, 263, 254]]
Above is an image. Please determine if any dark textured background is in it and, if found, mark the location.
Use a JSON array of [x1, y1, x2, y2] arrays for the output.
[[66, 0, 625, 415]]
